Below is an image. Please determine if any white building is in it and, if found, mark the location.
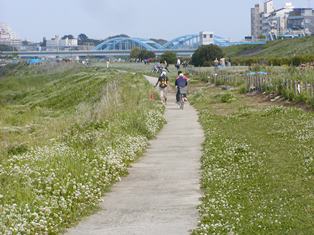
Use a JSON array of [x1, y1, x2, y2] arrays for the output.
[[46, 35, 78, 50], [266, 3, 294, 40], [251, 1, 314, 40], [199, 31, 214, 45], [264, 0, 275, 15], [0, 23, 21, 48]]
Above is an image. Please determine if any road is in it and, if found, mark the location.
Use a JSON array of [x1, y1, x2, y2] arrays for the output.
[[66, 76, 204, 235]]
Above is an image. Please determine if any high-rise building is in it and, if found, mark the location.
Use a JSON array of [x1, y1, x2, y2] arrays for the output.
[[251, 1, 314, 40], [0, 23, 21, 48], [287, 8, 314, 35], [251, 4, 262, 39], [264, 0, 275, 14]]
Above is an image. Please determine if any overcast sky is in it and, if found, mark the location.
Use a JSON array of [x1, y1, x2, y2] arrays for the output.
[[0, 0, 313, 42]]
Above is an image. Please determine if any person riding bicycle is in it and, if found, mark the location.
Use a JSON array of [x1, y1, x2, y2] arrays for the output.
[[175, 71, 188, 104], [154, 70, 169, 104]]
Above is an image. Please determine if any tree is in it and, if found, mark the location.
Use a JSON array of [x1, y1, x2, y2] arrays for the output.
[[78, 33, 88, 42], [130, 48, 155, 60], [130, 47, 141, 59], [191, 45, 224, 67], [62, 35, 74, 40], [160, 51, 176, 64], [0, 44, 16, 51], [139, 49, 155, 60]]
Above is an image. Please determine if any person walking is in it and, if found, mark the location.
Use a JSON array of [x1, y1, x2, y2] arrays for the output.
[[164, 60, 170, 72], [154, 70, 169, 104], [175, 58, 181, 70]]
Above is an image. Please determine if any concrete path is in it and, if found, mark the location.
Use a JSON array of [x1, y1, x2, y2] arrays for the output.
[[66, 76, 204, 235]]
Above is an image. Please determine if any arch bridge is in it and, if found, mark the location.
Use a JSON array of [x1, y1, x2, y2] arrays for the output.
[[95, 33, 265, 52]]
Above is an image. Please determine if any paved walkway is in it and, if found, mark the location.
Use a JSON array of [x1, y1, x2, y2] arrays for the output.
[[66, 76, 204, 235]]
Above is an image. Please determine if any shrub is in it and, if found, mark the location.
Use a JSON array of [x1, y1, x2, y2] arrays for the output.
[[220, 93, 235, 103], [308, 97, 314, 108], [239, 86, 247, 94], [191, 45, 224, 67], [295, 93, 308, 103], [130, 47, 155, 60], [160, 51, 176, 64]]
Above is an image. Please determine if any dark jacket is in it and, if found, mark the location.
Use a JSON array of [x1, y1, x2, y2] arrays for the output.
[[175, 75, 188, 87]]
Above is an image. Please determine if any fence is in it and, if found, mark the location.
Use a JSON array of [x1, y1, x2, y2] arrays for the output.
[[192, 69, 314, 101], [246, 73, 314, 100]]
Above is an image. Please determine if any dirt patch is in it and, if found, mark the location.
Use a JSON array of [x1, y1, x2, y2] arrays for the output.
[[246, 91, 314, 112], [238, 46, 264, 56]]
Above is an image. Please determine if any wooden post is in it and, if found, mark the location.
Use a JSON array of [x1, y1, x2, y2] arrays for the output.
[[304, 81, 308, 97]]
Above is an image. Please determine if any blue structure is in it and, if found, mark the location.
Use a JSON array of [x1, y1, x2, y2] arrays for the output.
[[95, 36, 163, 51], [95, 33, 265, 52], [27, 58, 44, 64]]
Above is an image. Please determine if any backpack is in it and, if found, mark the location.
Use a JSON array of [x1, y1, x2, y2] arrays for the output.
[[159, 76, 167, 88]]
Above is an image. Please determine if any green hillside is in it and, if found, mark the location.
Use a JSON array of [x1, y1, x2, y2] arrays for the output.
[[0, 63, 165, 234], [224, 36, 314, 58]]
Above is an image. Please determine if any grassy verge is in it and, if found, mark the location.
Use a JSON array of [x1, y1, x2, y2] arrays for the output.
[[0, 63, 165, 234], [190, 87, 314, 234]]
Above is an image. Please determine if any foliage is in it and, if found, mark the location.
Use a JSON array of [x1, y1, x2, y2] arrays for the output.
[[130, 47, 141, 59], [239, 86, 247, 94], [78, 33, 88, 42], [231, 55, 314, 66], [224, 36, 314, 66], [0, 44, 16, 51], [190, 88, 314, 235], [0, 65, 165, 234], [191, 45, 224, 67], [61, 35, 74, 40], [160, 51, 177, 64], [220, 93, 235, 103], [130, 47, 155, 60], [77, 33, 102, 46]]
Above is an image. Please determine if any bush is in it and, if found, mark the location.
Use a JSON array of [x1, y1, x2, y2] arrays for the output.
[[239, 86, 247, 94], [220, 93, 235, 103], [191, 45, 224, 67], [308, 97, 314, 108], [230, 55, 314, 67], [160, 51, 176, 64], [130, 47, 155, 60]]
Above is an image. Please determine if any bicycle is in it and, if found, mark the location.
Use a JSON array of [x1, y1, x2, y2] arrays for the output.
[[178, 86, 188, 110]]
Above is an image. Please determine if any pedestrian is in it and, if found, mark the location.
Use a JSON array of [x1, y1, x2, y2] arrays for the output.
[[154, 70, 169, 104], [214, 58, 219, 67], [175, 58, 181, 70], [164, 60, 170, 72]]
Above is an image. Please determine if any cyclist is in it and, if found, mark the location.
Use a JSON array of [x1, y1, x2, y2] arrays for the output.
[[175, 71, 188, 104], [154, 70, 169, 104]]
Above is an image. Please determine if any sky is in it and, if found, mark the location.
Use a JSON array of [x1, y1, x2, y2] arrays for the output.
[[0, 0, 313, 42]]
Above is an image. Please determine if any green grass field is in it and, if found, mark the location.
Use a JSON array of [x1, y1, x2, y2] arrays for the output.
[[190, 86, 314, 234], [0, 63, 165, 234], [224, 36, 314, 58]]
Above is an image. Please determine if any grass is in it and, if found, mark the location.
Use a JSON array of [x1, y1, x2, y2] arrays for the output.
[[224, 36, 314, 58], [0, 63, 165, 234], [190, 86, 314, 234]]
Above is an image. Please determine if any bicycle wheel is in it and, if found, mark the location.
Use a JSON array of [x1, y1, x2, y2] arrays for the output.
[[180, 94, 184, 110]]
